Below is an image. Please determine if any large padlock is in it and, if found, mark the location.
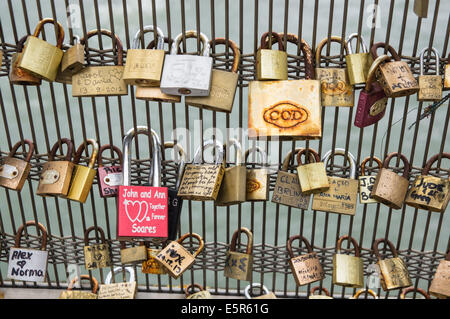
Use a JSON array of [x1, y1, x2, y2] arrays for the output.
[[371, 152, 411, 210], [0, 139, 35, 191], [405, 153, 449, 212], [117, 126, 168, 239], [18, 18, 64, 82], [373, 238, 412, 291], [244, 283, 277, 299], [160, 30, 213, 96], [332, 235, 364, 288], [122, 25, 165, 87], [97, 144, 123, 198], [315, 36, 354, 107], [36, 138, 75, 197], [120, 240, 148, 265], [308, 286, 333, 299], [177, 139, 225, 201], [9, 36, 42, 86], [60, 35, 85, 74], [354, 55, 390, 128], [72, 29, 128, 97], [65, 139, 99, 203], [141, 242, 167, 275], [185, 284, 212, 299], [418, 47, 443, 102], [155, 232, 204, 279], [59, 275, 98, 299], [287, 235, 325, 286], [186, 38, 240, 112], [7, 221, 49, 283], [244, 147, 269, 201], [98, 266, 137, 299], [345, 33, 373, 85], [216, 139, 247, 206], [400, 287, 430, 299], [296, 148, 329, 194], [83, 226, 112, 270], [358, 156, 383, 204], [370, 42, 419, 97], [224, 227, 253, 281], [311, 148, 359, 215], [445, 54, 450, 89], [256, 31, 288, 81], [429, 251, 450, 298], [351, 289, 378, 299]]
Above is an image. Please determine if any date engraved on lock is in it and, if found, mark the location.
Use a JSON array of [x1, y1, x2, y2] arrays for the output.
[[263, 101, 309, 129], [369, 97, 388, 116], [0, 164, 19, 180], [40, 169, 60, 185]]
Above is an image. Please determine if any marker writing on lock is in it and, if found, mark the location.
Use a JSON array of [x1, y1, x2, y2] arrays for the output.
[[11, 250, 33, 260]]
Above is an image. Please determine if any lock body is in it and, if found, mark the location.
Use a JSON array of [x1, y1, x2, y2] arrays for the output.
[[98, 165, 123, 198], [445, 64, 450, 89], [135, 86, 182, 103], [224, 251, 253, 281], [98, 282, 137, 299], [37, 161, 75, 197], [346, 52, 373, 85], [216, 165, 247, 206], [187, 291, 212, 299], [272, 171, 310, 210], [371, 168, 409, 210], [84, 243, 112, 270], [155, 241, 196, 279], [72, 66, 128, 97], [376, 61, 419, 97], [312, 177, 359, 215], [142, 248, 167, 275], [289, 252, 325, 286], [297, 162, 329, 194], [59, 291, 98, 299], [122, 49, 165, 86], [256, 48, 288, 81], [332, 254, 364, 288], [7, 248, 48, 283], [246, 168, 269, 201], [359, 175, 379, 204], [61, 43, 85, 74], [65, 165, 96, 203], [177, 164, 225, 201], [404, 175, 450, 212], [0, 158, 31, 191], [418, 75, 443, 101], [315, 67, 354, 107], [378, 257, 412, 291], [354, 83, 387, 128], [429, 259, 450, 298], [120, 245, 148, 264]]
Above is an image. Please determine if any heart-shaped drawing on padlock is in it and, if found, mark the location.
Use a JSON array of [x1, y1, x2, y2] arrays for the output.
[[124, 199, 149, 223], [17, 260, 26, 269]]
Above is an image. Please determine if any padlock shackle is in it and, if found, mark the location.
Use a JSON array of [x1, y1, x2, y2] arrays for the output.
[[184, 283, 205, 297], [370, 42, 402, 61], [14, 220, 47, 250], [193, 139, 224, 165], [229, 227, 253, 255], [72, 139, 99, 169], [315, 36, 349, 67], [372, 238, 398, 260], [296, 148, 320, 167], [210, 38, 240, 74], [68, 275, 98, 294], [422, 153, 450, 175], [336, 235, 361, 257], [382, 152, 410, 179], [281, 148, 306, 172], [365, 54, 391, 92], [32, 18, 65, 49], [105, 266, 135, 284], [132, 25, 165, 50], [244, 146, 268, 166], [177, 232, 205, 258], [147, 36, 175, 51], [346, 33, 368, 55], [223, 139, 243, 166], [352, 289, 377, 299], [322, 148, 357, 179], [244, 283, 270, 299], [278, 33, 315, 80], [286, 235, 314, 258], [419, 47, 440, 76], [81, 29, 124, 66], [310, 286, 331, 297], [400, 287, 430, 299], [84, 225, 107, 245], [360, 156, 383, 176], [9, 139, 35, 163], [170, 30, 210, 57], [48, 138, 74, 162], [97, 144, 123, 168], [259, 31, 285, 51]]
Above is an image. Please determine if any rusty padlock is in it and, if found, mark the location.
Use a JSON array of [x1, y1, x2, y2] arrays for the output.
[[332, 235, 364, 288], [296, 148, 329, 194], [358, 156, 383, 204], [256, 31, 288, 81], [141, 242, 167, 275], [429, 251, 450, 298], [308, 286, 333, 299], [0, 139, 35, 191], [244, 283, 277, 299], [9, 36, 42, 85], [400, 287, 430, 299], [244, 146, 270, 201], [97, 144, 123, 198], [224, 227, 253, 281], [185, 284, 212, 299], [345, 33, 373, 85], [83, 226, 112, 270], [59, 275, 98, 299], [418, 47, 443, 102]]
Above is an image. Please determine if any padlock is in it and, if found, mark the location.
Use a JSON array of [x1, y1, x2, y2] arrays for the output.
[[60, 35, 85, 74], [36, 138, 75, 197], [9, 36, 42, 85], [7, 221, 49, 283], [98, 266, 137, 299], [224, 227, 253, 281], [120, 240, 148, 264], [414, 0, 429, 18], [72, 29, 128, 97], [373, 238, 412, 291], [155, 232, 204, 279], [296, 148, 329, 194], [429, 251, 450, 298], [160, 30, 213, 96], [18, 18, 64, 82], [83, 226, 112, 270], [141, 242, 167, 275], [177, 139, 225, 201], [256, 31, 288, 81], [332, 235, 364, 288], [405, 153, 449, 212], [122, 25, 165, 87], [117, 126, 168, 239], [311, 148, 359, 215], [244, 146, 269, 201], [315, 36, 354, 107], [370, 42, 419, 97], [445, 54, 450, 89], [59, 275, 98, 299], [271, 148, 311, 210], [358, 156, 383, 204], [65, 139, 99, 203], [0, 139, 35, 191], [345, 33, 373, 85], [216, 139, 247, 206], [400, 287, 430, 299], [308, 286, 333, 299], [97, 144, 123, 198], [418, 47, 443, 102], [186, 38, 240, 112], [351, 289, 378, 299], [371, 152, 411, 210], [244, 283, 277, 299], [185, 284, 212, 299]]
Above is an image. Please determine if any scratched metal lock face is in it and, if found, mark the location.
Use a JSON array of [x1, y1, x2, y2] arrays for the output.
[[83, 244, 112, 270], [378, 257, 412, 291], [155, 241, 195, 279], [224, 251, 253, 281]]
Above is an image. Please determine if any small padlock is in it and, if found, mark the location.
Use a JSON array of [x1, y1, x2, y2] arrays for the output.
[[256, 31, 288, 81], [120, 240, 148, 265], [155, 232, 204, 279], [9, 36, 42, 86], [141, 242, 167, 275], [186, 38, 240, 112], [224, 227, 253, 281], [332, 235, 364, 288], [287, 235, 325, 286], [65, 139, 99, 203], [98, 266, 137, 299], [97, 144, 123, 198], [444, 53, 450, 89], [370, 42, 419, 97], [345, 33, 373, 85], [400, 287, 430, 299], [244, 283, 277, 299], [373, 238, 412, 291], [371, 152, 411, 210], [160, 30, 213, 96], [405, 153, 449, 212], [414, 0, 429, 18], [244, 147, 269, 201], [418, 47, 443, 102], [429, 251, 450, 298], [308, 286, 333, 299], [59, 275, 98, 299], [315, 36, 354, 107], [36, 138, 75, 197], [351, 289, 378, 299], [60, 35, 85, 74], [354, 55, 390, 128], [358, 156, 383, 204], [185, 284, 212, 299], [0, 139, 35, 191], [296, 148, 329, 194], [83, 226, 112, 270]]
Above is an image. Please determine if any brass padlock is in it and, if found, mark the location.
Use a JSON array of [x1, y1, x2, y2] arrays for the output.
[[418, 47, 443, 102], [244, 283, 277, 299], [245, 147, 269, 201], [142, 242, 167, 275], [18, 18, 64, 82], [185, 284, 212, 299], [186, 38, 240, 112], [65, 139, 99, 203], [429, 251, 450, 298], [155, 232, 204, 279], [36, 138, 75, 197], [296, 148, 329, 194], [351, 289, 378, 299], [98, 266, 137, 299], [83, 226, 112, 270], [312, 148, 359, 215], [256, 31, 288, 81], [287, 235, 325, 286], [370, 42, 419, 97], [216, 139, 247, 206], [59, 275, 98, 299], [72, 29, 128, 97], [120, 241, 148, 265], [308, 286, 333, 299], [9, 36, 42, 86], [315, 36, 354, 107], [224, 227, 253, 281], [405, 153, 449, 212], [332, 235, 364, 288], [400, 287, 430, 299], [60, 35, 85, 74], [371, 152, 411, 210], [373, 238, 412, 291], [0, 139, 35, 191], [445, 54, 450, 89], [345, 33, 373, 85], [358, 156, 383, 204]]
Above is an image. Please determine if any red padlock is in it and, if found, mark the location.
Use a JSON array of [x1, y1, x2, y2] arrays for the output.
[[97, 144, 123, 198]]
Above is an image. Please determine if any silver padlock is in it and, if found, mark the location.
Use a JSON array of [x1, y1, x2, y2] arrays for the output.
[[160, 30, 213, 96]]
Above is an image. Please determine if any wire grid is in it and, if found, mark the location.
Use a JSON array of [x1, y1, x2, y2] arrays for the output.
[[0, 0, 449, 299]]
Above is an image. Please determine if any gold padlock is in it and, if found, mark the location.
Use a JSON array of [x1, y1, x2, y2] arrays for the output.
[[256, 31, 288, 81], [418, 47, 443, 102], [59, 275, 98, 299], [60, 35, 85, 74], [244, 283, 277, 299], [0, 139, 35, 191], [358, 156, 383, 204], [351, 289, 378, 299], [224, 227, 253, 281], [445, 53, 450, 89], [120, 241, 148, 265], [332, 235, 364, 288], [142, 243, 167, 275], [18, 18, 64, 82], [345, 33, 373, 85], [429, 251, 450, 298], [296, 148, 329, 194], [185, 284, 212, 299], [308, 286, 333, 299], [83, 226, 112, 270], [65, 139, 98, 203], [9, 36, 42, 86], [400, 287, 430, 299], [244, 146, 269, 201]]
